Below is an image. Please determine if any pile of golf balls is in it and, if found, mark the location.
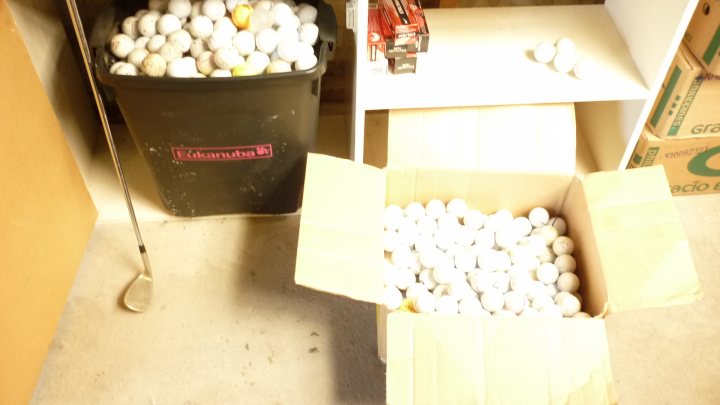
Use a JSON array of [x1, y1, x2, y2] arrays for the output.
[[107, 0, 320, 78], [382, 199, 590, 318], [533, 37, 593, 79]]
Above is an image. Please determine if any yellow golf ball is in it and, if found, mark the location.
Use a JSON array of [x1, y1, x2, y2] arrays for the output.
[[232, 62, 261, 76], [232, 4, 253, 29]]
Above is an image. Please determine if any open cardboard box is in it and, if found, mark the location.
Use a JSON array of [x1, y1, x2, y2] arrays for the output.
[[294, 107, 702, 404]]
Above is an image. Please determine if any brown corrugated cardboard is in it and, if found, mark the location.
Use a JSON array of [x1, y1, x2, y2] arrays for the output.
[[683, 0, 720, 75], [629, 126, 720, 195], [647, 44, 720, 139], [295, 153, 702, 404]]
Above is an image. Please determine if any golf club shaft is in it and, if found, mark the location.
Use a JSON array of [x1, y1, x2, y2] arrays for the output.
[[65, 0, 151, 271]]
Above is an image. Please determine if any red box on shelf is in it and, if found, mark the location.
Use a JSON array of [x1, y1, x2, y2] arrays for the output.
[[379, 0, 419, 39], [367, 7, 386, 61], [407, 0, 430, 52]]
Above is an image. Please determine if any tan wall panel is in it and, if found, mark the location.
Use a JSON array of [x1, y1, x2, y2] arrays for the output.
[[0, 2, 97, 404]]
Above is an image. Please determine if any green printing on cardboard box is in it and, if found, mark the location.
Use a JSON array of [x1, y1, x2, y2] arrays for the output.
[[669, 76, 704, 136], [688, 146, 720, 176], [651, 66, 682, 128], [702, 24, 720, 65]]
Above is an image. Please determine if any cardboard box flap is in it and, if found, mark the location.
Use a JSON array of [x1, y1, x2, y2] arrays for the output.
[[582, 166, 703, 313], [386, 313, 617, 404], [295, 153, 386, 304], [387, 104, 577, 174]]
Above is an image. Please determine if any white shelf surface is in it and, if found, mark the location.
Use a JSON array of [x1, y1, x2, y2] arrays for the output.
[[361, 5, 650, 111]]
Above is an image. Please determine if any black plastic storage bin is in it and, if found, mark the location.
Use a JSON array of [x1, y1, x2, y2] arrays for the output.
[[94, 0, 336, 217]]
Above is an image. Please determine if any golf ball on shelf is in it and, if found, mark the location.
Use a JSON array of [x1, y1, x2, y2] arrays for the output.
[[555, 37, 576, 54], [553, 52, 576, 74], [533, 40, 556, 64]]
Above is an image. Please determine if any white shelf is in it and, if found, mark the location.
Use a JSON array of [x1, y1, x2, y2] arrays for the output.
[[363, 5, 649, 111], [350, 0, 699, 169]]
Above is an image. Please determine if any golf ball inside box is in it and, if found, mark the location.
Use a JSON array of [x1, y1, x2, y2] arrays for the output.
[[383, 198, 588, 318]]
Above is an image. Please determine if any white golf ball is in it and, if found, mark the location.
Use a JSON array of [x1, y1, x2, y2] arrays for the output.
[[391, 245, 414, 269], [146, 34, 167, 53], [141, 53, 167, 76], [473, 229, 495, 250], [463, 209, 486, 230], [157, 13, 182, 35], [196, 51, 217, 76], [433, 229, 453, 252], [189, 15, 214, 38], [233, 30, 257, 56], [485, 209, 513, 232], [383, 285, 403, 310], [531, 225, 559, 246], [504, 291, 527, 314], [555, 37, 576, 54], [246, 51, 271, 72], [383, 230, 401, 253], [454, 249, 476, 273], [537, 262, 560, 285], [459, 296, 488, 316], [437, 212, 459, 230], [127, 48, 150, 68], [158, 42, 183, 62], [403, 202, 425, 222], [214, 16, 238, 37], [225, 0, 240, 13], [528, 207, 549, 228], [214, 46, 244, 69], [270, 2, 294, 26], [299, 22, 319, 45], [418, 268, 438, 290], [189, 37, 208, 57], [113, 62, 138, 76], [453, 226, 475, 248], [531, 293, 554, 311], [432, 263, 454, 285], [122, 16, 140, 39], [553, 51, 576, 74], [539, 303, 563, 318], [548, 217, 567, 236], [406, 283, 429, 301], [537, 246, 557, 264], [554, 291, 581, 317], [446, 198, 469, 218], [533, 40, 556, 64], [138, 12, 161, 37], [168, 0, 192, 19], [167, 29, 192, 53], [207, 30, 233, 51], [110, 33, 135, 58], [435, 296, 459, 315], [573, 312, 592, 318], [552, 236, 575, 256], [248, 9, 273, 32], [557, 272, 580, 293], [416, 216, 438, 235], [555, 254, 576, 273], [512, 216, 533, 238], [480, 288, 504, 313], [294, 52, 317, 70], [277, 39, 302, 63], [573, 57, 596, 80], [256, 27, 279, 54], [202, 0, 226, 21], [296, 3, 318, 24], [413, 291, 437, 313], [425, 199, 446, 219], [383, 204, 404, 231], [166, 56, 198, 77], [210, 69, 232, 77], [135, 36, 150, 49]]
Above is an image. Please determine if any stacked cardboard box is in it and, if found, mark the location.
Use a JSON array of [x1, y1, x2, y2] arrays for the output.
[[367, 0, 429, 75], [630, 2, 720, 196]]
